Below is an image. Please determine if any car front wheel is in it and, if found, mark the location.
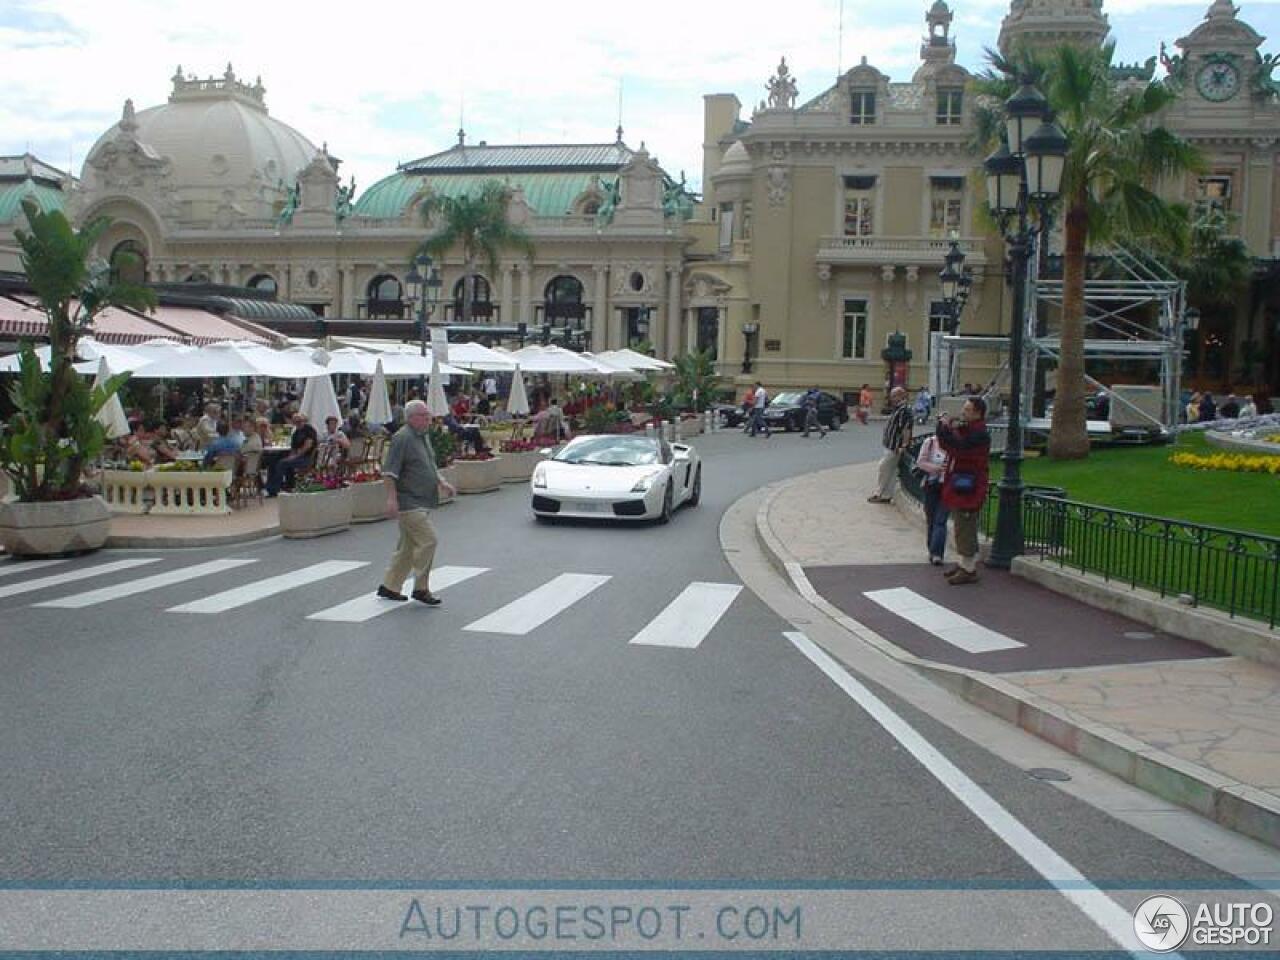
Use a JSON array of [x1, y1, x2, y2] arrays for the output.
[[688, 466, 702, 507], [657, 484, 674, 524]]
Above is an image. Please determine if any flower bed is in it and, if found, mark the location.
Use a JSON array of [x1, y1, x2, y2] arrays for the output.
[[1169, 451, 1280, 475]]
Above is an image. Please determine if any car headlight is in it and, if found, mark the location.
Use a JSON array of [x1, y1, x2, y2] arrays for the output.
[[532, 464, 547, 489], [631, 473, 660, 493]]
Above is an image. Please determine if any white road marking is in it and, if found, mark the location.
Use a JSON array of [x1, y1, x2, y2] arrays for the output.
[[32, 559, 257, 609], [629, 582, 742, 648], [168, 560, 369, 614], [0, 559, 68, 579], [0, 558, 161, 601], [307, 566, 489, 623], [464, 573, 611, 635], [784, 630, 1171, 959], [863, 587, 1024, 653]]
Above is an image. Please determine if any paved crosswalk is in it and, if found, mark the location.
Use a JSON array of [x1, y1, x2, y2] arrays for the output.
[[0, 556, 742, 650]]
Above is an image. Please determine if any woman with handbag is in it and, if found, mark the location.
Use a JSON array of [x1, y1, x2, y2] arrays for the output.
[[915, 431, 949, 566], [936, 396, 991, 585]]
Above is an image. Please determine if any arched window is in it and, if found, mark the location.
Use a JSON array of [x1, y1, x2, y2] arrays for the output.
[[110, 240, 147, 286], [247, 273, 277, 294], [452, 275, 492, 320], [544, 275, 586, 327], [366, 274, 404, 319]]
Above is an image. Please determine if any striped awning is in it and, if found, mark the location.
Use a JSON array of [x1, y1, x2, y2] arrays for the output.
[[0, 296, 278, 346]]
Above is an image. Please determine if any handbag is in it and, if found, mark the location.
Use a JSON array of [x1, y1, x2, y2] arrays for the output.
[[950, 471, 977, 493]]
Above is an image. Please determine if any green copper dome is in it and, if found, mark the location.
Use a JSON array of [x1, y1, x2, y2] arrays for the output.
[[0, 179, 67, 225], [353, 171, 607, 221]]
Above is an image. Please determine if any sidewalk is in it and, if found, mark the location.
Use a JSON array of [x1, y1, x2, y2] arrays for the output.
[[106, 500, 280, 548], [756, 460, 1280, 848]]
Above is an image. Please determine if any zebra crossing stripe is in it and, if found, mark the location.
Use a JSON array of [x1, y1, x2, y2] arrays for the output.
[[463, 573, 611, 635], [307, 565, 490, 623], [863, 587, 1025, 653], [628, 582, 742, 649], [0, 559, 68, 579], [167, 560, 370, 614], [32, 558, 258, 609], [0, 558, 162, 601]]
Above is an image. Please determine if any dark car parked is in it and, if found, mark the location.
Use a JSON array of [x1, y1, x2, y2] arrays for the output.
[[762, 390, 849, 431], [712, 402, 749, 429]]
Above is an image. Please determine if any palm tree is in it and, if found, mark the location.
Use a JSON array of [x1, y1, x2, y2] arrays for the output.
[[414, 180, 535, 325], [978, 43, 1202, 459]]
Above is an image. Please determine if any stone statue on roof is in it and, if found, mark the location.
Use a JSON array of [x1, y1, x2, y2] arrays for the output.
[[335, 176, 357, 220], [766, 57, 799, 109], [595, 177, 621, 228], [276, 178, 301, 226], [662, 172, 689, 219], [1256, 51, 1280, 100]]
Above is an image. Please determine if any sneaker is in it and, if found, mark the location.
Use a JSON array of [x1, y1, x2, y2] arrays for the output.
[[867, 495, 892, 504], [411, 589, 442, 606], [947, 569, 980, 585], [929, 555, 943, 566], [376, 584, 408, 602]]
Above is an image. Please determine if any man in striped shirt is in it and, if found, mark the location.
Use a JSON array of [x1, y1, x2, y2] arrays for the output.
[[868, 386, 913, 504]]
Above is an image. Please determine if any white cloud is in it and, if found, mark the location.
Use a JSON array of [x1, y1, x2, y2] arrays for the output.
[[2, 0, 1277, 196]]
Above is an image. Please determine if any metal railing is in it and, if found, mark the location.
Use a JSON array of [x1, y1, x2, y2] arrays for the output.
[[898, 445, 1279, 628]]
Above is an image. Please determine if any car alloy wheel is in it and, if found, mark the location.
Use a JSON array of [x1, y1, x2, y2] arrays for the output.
[[688, 466, 701, 507], [658, 484, 673, 524]]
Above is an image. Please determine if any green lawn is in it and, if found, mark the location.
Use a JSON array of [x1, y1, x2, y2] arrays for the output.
[[1016, 431, 1280, 538]]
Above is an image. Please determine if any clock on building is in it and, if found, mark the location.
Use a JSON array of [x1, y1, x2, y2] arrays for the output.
[[1196, 59, 1241, 101]]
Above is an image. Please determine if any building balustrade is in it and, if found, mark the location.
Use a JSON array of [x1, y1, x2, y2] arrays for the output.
[[817, 234, 985, 265]]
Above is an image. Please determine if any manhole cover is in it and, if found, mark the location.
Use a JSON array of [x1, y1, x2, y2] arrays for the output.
[[1123, 631, 1156, 640], [1027, 767, 1072, 782]]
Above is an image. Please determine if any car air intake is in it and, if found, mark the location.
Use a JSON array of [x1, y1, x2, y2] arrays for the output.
[[531, 495, 561, 513], [613, 500, 647, 517]]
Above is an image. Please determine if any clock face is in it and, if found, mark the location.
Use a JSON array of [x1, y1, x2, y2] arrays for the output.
[[1196, 61, 1241, 102]]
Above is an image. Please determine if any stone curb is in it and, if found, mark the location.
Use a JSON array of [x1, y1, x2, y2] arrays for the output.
[[106, 525, 282, 549], [753, 474, 1280, 850]]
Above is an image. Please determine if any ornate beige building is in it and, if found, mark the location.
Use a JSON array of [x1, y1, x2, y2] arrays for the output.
[[5, 0, 1277, 398]]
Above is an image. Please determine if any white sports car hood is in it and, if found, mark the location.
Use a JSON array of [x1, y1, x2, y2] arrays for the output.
[[542, 461, 663, 494]]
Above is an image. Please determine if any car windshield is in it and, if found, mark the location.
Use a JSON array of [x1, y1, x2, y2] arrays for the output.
[[772, 392, 804, 404], [554, 436, 660, 466]]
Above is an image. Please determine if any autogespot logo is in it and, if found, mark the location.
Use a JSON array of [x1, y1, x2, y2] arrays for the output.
[[1133, 895, 1190, 952]]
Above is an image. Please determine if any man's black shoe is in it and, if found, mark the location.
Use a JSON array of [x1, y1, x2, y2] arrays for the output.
[[411, 590, 442, 606], [376, 584, 408, 602]]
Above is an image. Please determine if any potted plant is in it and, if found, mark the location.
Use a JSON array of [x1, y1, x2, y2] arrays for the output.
[[428, 425, 458, 504], [278, 470, 352, 539], [347, 468, 387, 523], [0, 201, 155, 556], [448, 449, 502, 494], [497, 437, 547, 483]]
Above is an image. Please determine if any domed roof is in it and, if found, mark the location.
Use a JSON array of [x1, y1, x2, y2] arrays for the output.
[[81, 65, 319, 219], [0, 154, 68, 225], [717, 141, 751, 178]]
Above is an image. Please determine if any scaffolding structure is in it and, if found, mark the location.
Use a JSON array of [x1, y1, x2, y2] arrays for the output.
[[933, 242, 1189, 435]]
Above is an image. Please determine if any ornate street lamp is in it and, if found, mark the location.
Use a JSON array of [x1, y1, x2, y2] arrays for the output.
[[938, 239, 973, 334], [404, 254, 442, 397], [983, 82, 1068, 570]]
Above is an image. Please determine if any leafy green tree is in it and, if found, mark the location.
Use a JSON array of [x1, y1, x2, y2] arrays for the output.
[[414, 180, 535, 324], [977, 43, 1202, 459], [671, 349, 722, 412], [0, 200, 155, 501]]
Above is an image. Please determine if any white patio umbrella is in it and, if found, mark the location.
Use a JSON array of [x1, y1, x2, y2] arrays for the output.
[[92, 357, 131, 439], [0, 338, 156, 376], [300, 373, 342, 425], [507, 344, 608, 375], [426, 356, 450, 418], [507, 364, 530, 417], [440, 341, 517, 372], [581, 351, 642, 380], [325, 346, 466, 378], [125, 341, 328, 379], [365, 358, 393, 426], [596, 348, 674, 372]]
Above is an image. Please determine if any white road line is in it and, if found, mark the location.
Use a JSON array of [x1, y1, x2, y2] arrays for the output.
[[629, 582, 742, 649], [464, 573, 611, 635], [784, 630, 1171, 960], [167, 560, 369, 614], [863, 587, 1024, 653], [0, 558, 161, 601], [32, 558, 258, 609], [0, 559, 68, 579], [307, 566, 490, 623]]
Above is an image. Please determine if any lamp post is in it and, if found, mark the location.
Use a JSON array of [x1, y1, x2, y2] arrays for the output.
[[404, 254, 442, 399], [983, 81, 1068, 570], [740, 322, 759, 374], [938, 238, 973, 334]]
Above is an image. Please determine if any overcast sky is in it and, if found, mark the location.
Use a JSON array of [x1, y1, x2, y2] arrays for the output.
[[3, 0, 1278, 197]]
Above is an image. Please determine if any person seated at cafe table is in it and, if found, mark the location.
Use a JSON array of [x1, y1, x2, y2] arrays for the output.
[[124, 420, 158, 466], [266, 414, 318, 496], [441, 412, 490, 455], [195, 403, 221, 447], [203, 420, 243, 466], [242, 417, 269, 455], [320, 415, 351, 459], [147, 420, 180, 464]]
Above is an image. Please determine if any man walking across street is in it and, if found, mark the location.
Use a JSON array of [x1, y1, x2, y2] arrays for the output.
[[748, 381, 771, 438], [377, 400, 457, 605], [868, 386, 912, 503], [936, 396, 991, 585], [802, 386, 827, 438]]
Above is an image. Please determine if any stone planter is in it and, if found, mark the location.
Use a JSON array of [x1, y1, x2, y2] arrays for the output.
[[350, 480, 388, 524], [498, 449, 546, 483], [101, 468, 152, 514], [447, 457, 502, 494], [678, 418, 703, 440], [0, 494, 112, 557], [150, 469, 233, 516], [437, 466, 457, 505], [278, 485, 353, 539]]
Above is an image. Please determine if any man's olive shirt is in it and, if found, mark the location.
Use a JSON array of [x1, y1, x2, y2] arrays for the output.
[[382, 425, 440, 511]]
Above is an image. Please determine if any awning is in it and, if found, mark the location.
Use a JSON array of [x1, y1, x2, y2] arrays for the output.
[[140, 305, 275, 346], [0, 296, 179, 346]]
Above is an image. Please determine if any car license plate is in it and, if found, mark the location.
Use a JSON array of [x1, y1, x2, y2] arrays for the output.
[[569, 500, 608, 513]]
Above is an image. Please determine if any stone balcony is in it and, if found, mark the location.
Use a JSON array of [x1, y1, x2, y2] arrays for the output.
[[816, 234, 987, 267]]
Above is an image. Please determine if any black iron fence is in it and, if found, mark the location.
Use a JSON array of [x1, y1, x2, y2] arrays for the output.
[[898, 444, 1280, 628]]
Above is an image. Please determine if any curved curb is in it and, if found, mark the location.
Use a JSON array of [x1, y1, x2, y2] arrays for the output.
[[106, 526, 282, 550], [752, 471, 1279, 850]]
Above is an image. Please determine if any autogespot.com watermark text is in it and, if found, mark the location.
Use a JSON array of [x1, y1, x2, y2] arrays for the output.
[[399, 898, 801, 945]]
